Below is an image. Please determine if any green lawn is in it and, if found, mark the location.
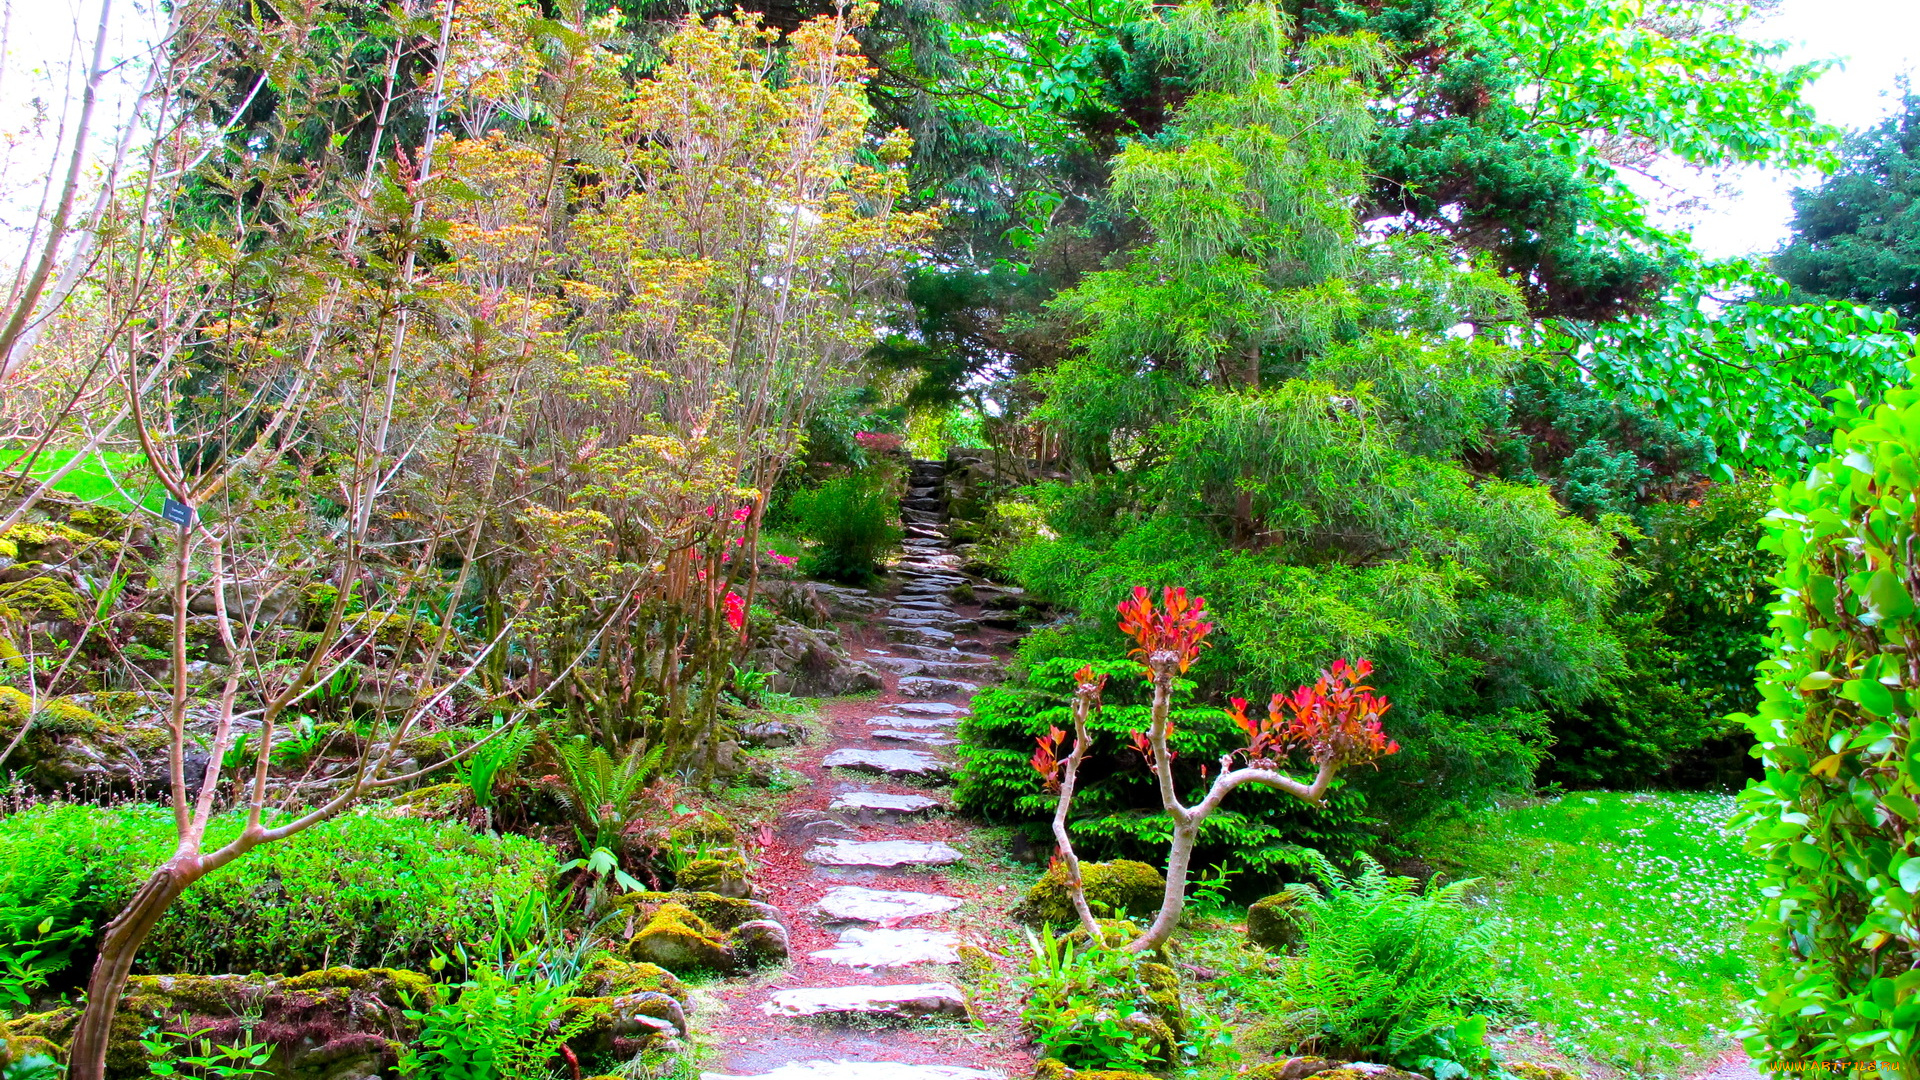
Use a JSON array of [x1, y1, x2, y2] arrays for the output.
[[1421, 791, 1771, 1076], [0, 448, 159, 512]]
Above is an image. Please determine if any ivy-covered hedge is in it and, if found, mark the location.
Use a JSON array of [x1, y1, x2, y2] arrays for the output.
[[0, 803, 556, 981], [1739, 377, 1920, 1062]]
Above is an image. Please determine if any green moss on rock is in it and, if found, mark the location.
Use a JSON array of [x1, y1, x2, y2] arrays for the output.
[[1246, 891, 1302, 951], [668, 812, 738, 849], [1013, 860, 1165, 926], [676, 852, 752, 898], [1240, 1061, 1336, 1080], [628, 902, 732, 972], [575, 956, 689, 1005], [0, 577, 83, 622]]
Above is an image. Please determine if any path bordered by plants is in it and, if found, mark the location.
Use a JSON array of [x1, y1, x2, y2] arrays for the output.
[[701, 459, 1036, 1080]]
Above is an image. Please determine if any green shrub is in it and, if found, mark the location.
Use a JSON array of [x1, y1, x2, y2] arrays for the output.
[[0, 803, 557, 980], [1018, 928, 1188, 1071], [399, 967, 599, 1080], [1265, 852, 1500, 1076], [1736, 376, 1920, 1064], [785, 474, 901, 583]]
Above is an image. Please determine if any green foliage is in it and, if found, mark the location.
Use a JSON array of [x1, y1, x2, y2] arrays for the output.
[[1776, 94, 1920, 329], [1264, 852, 1499, 1077], [1415, 792, 1766, 1073], [1018, 927, 1187, 1071], [139, 1026, 273, 1080], [455, 719, 541, 813], [398, 967, 600, 1080], [0, 1055, 60, 1080], [552, 737, 661, 856], [784, 474, 902, 584], [0, 803, 556, 981], [0, 802, 149, 998], [1574, 261, 1916, 477], [1736, 370, 1920, 1068]]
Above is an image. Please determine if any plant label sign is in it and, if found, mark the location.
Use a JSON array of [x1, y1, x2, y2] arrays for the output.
[[161, 498, 195, 530]]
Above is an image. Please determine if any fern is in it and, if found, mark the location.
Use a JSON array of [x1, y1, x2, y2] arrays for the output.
[[552, 736, 663, 854], [455, 718, 541, 812], [1273, 851, 1499, 1062]]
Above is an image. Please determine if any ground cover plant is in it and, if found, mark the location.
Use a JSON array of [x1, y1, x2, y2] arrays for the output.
[[1417, 792, 1769, 1074]]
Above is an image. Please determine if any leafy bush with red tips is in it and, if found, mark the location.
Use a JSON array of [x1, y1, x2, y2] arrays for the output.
[[1116, 585, 1212, 674]]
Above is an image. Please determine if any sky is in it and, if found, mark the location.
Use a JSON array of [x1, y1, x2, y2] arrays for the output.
[[0, 0, 1917, 266], [1646, 0, 1920, 258]]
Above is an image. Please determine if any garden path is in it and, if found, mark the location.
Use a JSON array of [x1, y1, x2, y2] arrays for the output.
[[701, 460, 1036, 1080]]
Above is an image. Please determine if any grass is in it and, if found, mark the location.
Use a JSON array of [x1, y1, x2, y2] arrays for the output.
[[1, 448, 161, 512], [1418, 791, 1772, 1077]]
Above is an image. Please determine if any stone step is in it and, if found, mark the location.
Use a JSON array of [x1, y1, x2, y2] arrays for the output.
[[892, 702, 967, 715], [889, 643, 994, 663], [868, 657, 995, 682], [869, 713, 958, 730], [823, 747, 950, 777], [873, 728, 959, 747], [898, 675, 980, 698], [815, 885, 965, 923], [707, 1062, 1000, 1080], [828, 790, 944, 821], [907, 485, 941, 498], [812, 927, 961, 968], [761, 982, 968, 1020], [805, 838, 965, 868], [886, 625, 956, 647]]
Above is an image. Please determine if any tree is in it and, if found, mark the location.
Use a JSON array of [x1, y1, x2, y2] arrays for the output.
[[1776, 94, 1920, 329]]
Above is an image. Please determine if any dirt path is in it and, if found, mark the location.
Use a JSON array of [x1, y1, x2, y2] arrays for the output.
[[701, 460, 1037, 1080]]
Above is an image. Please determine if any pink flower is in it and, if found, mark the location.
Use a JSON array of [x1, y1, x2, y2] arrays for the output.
[[724, 591, 746, 632], [767, 549, 797, 567], [732, 506, 753, 522]]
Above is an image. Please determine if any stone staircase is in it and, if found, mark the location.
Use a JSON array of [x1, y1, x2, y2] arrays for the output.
[[705, 458, 1017, 1080]]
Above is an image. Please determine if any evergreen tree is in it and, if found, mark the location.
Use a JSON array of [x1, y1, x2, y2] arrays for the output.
[[1775, 94, 1920, 328]]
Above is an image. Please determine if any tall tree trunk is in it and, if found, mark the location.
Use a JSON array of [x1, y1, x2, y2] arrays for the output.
[[68, 858, 200, 1080]]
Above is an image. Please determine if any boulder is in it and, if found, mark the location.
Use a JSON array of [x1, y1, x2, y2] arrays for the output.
[[561, 991, 687, 1058], [627, 902, 735, 972], [3, 968, 428, 1080], [746, 619, 883, 697], [1012, 860, 1166, 926], [572, 956, 689, 1004], [676, 853, 754, 899], [1246, 891, 1303, 951], [732, 919, 791, 967]]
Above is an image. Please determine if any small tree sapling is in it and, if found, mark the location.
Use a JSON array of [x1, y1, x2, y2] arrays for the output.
[[1033, 586, 1399, 953]]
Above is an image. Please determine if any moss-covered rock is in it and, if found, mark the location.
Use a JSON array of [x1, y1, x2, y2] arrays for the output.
[[667, 812, 738, 849], [1240, 1061, 1337, 1080], [574, 956, 688, 1004], [1079, 1072, 1158, 1080], [1246, 891, 1302, 951], [956, 943, 996, 986], [1507, 1064, 1579, 1080], [1032, 1061, 1072, 1080], [561, 992, 685, 1059], [4, 690, 184, 793], [610, 890, 779, 932], [0, 522, 123, 566], [628, 902, 733, 972], [66, 506, 130, 536], [0, 576, 83, 622], [6, 967, 425, 1080], [676, 852, 752, 898], [1012, 860, 1164, 926]]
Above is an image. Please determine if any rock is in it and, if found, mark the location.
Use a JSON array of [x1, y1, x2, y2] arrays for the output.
[[677, 853, 754, 899], [815, 886, 964, 923], [822, 748, 949, 778], [573, 957, 689, 1004], [562, 991, 687, 1059], [1012, 860, 1166, 926], [732, 919, 791, 966], [760, 982, 969, 1020], [897, 675, 978, 698], [872, 729, 959, 747], [806, 839, 965, 868], [871, 714, 959, 730], [705, 1062, 1002, 1080], [801, 818, 859, 838], [812, 928, 962, 969], [4, 967, 429, 1080], [611, 891, 781, 932], [739, 719, 805, 748], [828, 791, 943, 821], [628, 902, 735, 972], [1239, 1060, 1338, 1080], [887, 625, 955, 647], [746, 619, 884, 697], [1246, 891, 1303, 951], [893, 702, 966, 715]]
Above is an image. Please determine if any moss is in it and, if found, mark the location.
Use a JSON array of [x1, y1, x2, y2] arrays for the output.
[[342, 610, 429, 651], [676, 853, 751, 898], [575, 956, 689, 1005], [1246, 892, 1302, 951], [0, 522, 122, 562], [0, 577, 84, 622], [388, 782, 474, 820], [0, 686, 27, 731], [1012, 859, 1164, 926], [611, 890, 775, 932], [279, 966, 431, 1000], [1240, 1063, 1337, 1080], [1078, 1072, 1157, 1080], [1507, 1065, 1580, 1080], [1032, 1061, 1072, 1080], [667, 812, 738, 849], [956, 943, 996, 986], [67, 506, 130, 536], [627, 902, 732, 972]]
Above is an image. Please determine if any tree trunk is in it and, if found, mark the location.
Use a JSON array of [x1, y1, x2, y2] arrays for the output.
[[67, 858, 199, 1080], [1128, 815, 1197, 953]]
